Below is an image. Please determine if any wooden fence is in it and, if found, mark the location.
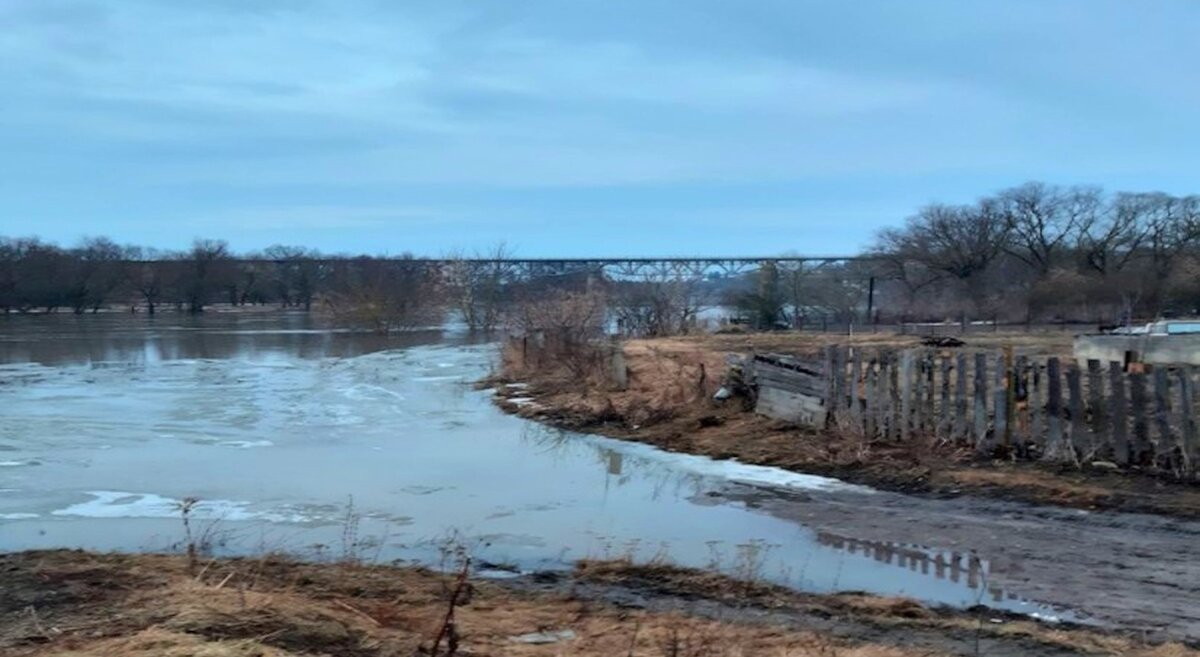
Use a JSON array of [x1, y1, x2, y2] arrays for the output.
[[748, 347, 1199, 479]]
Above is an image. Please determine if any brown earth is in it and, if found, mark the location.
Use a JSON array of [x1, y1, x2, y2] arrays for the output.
[[491, 332, 1200, 519], [1, 550, 1194, 657]]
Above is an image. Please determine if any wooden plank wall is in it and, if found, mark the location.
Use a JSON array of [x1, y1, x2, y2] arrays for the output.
[[752, 346, 1200, 480]]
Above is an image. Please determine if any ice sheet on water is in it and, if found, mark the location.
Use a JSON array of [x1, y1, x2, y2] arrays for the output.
[[599, 438, 873, 494], [216, 440, 274, 449], [50, 491, 312, 523], [0, 513, 38, 520]]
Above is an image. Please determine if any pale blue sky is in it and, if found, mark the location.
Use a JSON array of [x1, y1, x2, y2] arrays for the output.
[[2, 1, 1198, 256]]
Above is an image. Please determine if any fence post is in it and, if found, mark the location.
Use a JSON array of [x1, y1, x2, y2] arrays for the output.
[[974, 353, 989, 451], [1109, 362, 1129, 465]]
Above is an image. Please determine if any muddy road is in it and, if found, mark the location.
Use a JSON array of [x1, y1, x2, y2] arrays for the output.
[[0, 314, 1197, 642], [712, 478, 1200, 641]]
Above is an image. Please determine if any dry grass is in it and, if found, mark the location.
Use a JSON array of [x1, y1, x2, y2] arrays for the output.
[[4, 551, 1193, 657], [0, 551, 954, 657], [658, 329, 1078, 359]]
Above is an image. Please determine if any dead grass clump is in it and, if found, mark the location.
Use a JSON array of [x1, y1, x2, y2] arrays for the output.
[[46, 627, 294, 657]]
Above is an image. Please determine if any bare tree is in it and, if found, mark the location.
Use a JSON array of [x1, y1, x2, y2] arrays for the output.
[[609, 269, 710, 337], [325, 256, 443, 334], [998, 182, 1093, 275], [265, 245, 325, 311], [875, 201, 1010, 316], [63, 237, 127, 313], [180, 239, 233, 314], [444, 243, 514, 333]]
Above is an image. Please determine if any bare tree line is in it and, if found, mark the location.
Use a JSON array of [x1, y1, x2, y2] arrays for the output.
[[5, 182, 1199, 331], [0, 237, 448, 334], [871, 182, 1200, 324]]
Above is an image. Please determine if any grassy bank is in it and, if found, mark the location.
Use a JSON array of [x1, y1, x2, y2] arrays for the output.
[[491, 331, 1200, 518], [2, 550, 1194, 657]]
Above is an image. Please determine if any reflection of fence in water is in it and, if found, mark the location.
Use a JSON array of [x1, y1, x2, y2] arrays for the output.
[[817, 531, 1012, 603]]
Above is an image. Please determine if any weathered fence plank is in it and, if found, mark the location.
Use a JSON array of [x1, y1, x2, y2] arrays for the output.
[[1014, 355, 1029, 447], [1110, 362, 1129, 465], [939, 357, 952, 440], [900, 351, 914, 442], [974, 353, 988, 450], [1086, 359, 1106, 457], [888, 354, 901, 442], [832, 347, 846, 423], [954, 353, 968, 441], [1153, 367, 1172, 469], [1045, 357, 1064, 460], [1067, 365, 1085, 457], [1029, 362, 1043, 451], [864, 358, 877, 437], [1130, 372, 1151, 466], [924, 353, 936, 433], [912, 353, 925, 433], [992, 353, 1007, 453], [1179, 370, 1197, 474]]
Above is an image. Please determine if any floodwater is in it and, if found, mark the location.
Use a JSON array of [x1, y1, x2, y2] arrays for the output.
[[0, 314, 1102, 624]]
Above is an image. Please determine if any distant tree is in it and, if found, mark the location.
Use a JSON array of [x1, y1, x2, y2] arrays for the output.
[[63, 237, 126, 313], [444, 243, 515, 333], [264, 245, 324, 311], [123, 247, 177, 314], [325, 256, 443, 333], [875, 201, 1010, 317], [181, 239, 233, 314], [998, 182, 1095, 276]]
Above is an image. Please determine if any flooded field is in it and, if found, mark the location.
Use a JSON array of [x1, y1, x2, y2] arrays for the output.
[[2, 314, 1198, 637]]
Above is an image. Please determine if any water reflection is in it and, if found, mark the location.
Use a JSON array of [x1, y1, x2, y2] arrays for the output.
[[817, 531, 1013, 605], [522, 423, 1081, 621], [0, 313, 462, 366]]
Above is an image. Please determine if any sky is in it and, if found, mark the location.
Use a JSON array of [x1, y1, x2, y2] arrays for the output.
[[2, 0, 1199, 257]]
